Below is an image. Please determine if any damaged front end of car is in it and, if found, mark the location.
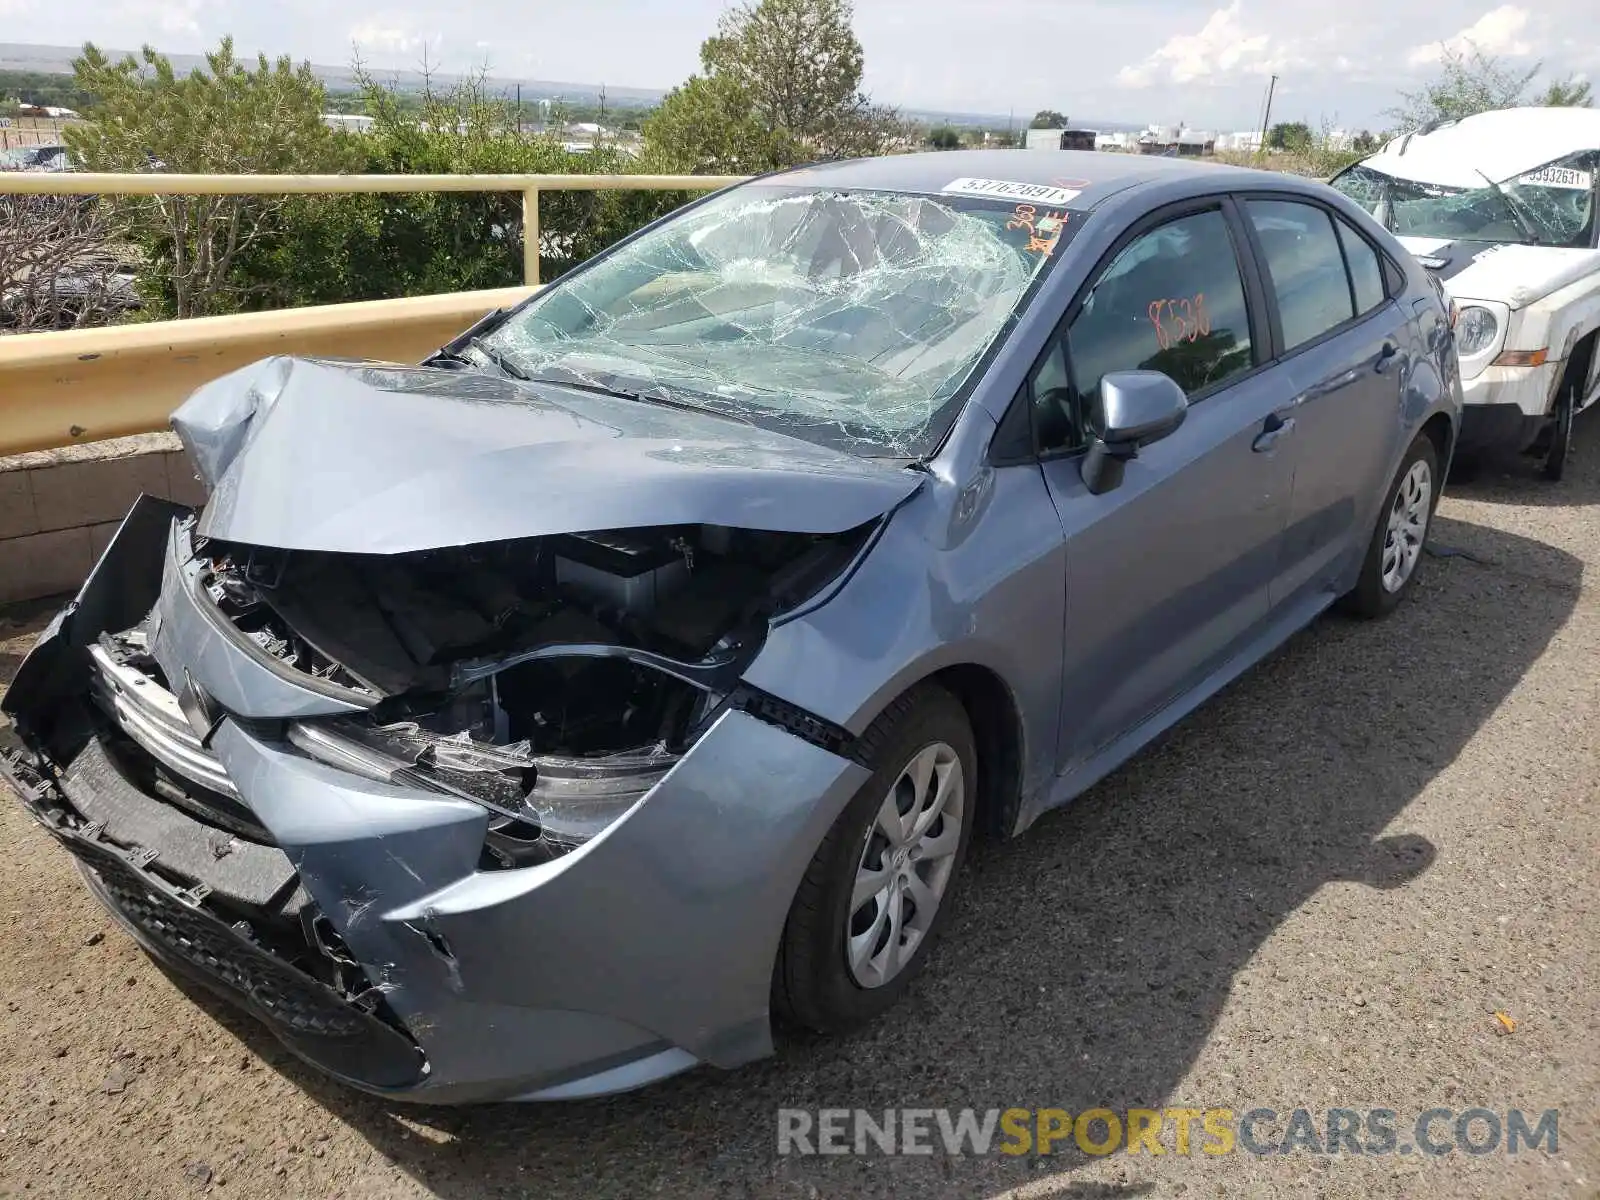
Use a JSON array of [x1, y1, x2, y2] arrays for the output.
[[1, 356, 907, 1101]]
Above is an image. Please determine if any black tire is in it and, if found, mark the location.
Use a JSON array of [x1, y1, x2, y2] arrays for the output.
[[1543, 377, 1577, 481], [1341, 434, 1441, 619], [772, 683, 976, 1034]]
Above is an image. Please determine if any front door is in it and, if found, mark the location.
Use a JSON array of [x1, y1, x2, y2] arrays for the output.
[[1026, 201, 1297, 767]]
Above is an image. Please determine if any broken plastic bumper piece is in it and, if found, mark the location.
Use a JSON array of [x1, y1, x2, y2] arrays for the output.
[[2, 498, 868, 1103]]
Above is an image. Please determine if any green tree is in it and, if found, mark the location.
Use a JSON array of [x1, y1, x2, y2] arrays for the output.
[[643, 73, 791, 173], [0, 69, 97, 112], [646, 0, 904, 173], [1029, 109, 1068, 129], [1537, 76, 1593, 107], [1388, 45, 1539, 131], [1352, 130, 1380, 154], [925, 124, 962, 150], [249, 67, 690, 306], [1267, 121, 1313, 151], [65, 38, 353, 317]]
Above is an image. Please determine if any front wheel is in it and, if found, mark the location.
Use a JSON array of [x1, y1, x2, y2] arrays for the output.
[[1543, 379, 1576, 481], [772, 684, 976, 1034], [1341, 435, 1440, 619]]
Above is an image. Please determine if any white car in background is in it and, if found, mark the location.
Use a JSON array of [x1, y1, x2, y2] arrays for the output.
[[1331, 107, 1600, 479]]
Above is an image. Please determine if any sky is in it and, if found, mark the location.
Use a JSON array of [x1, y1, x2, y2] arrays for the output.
[[2, 0, 1595, 131]]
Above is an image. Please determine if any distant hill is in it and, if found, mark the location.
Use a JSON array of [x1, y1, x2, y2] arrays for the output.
[[0, 41, 1144, 130], [0, 42, 666, 109]]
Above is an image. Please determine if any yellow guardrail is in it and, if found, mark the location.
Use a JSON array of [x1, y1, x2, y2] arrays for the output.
[[0, 171, 749, 457], [0, 286, 538, 456]]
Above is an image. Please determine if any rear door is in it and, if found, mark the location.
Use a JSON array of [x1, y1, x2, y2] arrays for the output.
[[1239, 196, 1410, 607], [1028, 198, 1298, 766]]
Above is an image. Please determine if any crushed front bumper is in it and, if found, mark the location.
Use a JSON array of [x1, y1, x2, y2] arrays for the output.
[[2, 496, 869, 1103]]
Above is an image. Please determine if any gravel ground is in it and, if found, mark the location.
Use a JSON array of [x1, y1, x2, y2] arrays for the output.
[[1, 420, 1597, 1200]]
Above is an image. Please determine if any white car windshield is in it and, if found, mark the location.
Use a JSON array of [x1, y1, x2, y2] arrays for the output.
[[481, 186, 1081, 457], [1332, 155, 1597, 249]]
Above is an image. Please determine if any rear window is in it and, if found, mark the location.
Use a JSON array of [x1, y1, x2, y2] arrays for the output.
[[1245, 200, 1356, 350], [1335, 218, 1387, 315]]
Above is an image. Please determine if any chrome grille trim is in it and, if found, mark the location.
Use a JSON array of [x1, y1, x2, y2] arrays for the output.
[[87, 644, 240, 800]]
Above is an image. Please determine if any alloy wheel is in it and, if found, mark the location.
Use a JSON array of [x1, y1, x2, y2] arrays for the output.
[[845, 742, 965, 989], [1381, 458, 1432, 593]]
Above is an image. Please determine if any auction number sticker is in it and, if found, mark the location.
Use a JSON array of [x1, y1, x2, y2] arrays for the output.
[[941, 177, 1083, 205], [1516, 166, 1593, 190]]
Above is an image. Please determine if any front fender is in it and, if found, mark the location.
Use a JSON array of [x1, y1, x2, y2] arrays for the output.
[[741, 460, 1067, 829]]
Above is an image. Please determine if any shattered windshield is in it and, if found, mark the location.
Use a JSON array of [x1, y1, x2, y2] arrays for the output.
[[481, 186, 1082, 457], [1332, 153, 1598, 248]]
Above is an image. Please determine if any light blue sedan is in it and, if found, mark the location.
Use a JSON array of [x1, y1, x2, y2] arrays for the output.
[[2, 150, 1462, 1103]]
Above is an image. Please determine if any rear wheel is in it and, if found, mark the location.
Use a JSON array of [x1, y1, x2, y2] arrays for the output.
[[1341, 434, 1440, 619], [772, 684, 975, 1034]]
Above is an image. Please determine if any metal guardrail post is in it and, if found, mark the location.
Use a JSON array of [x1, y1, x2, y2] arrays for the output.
[[523, 187, 540, 286]]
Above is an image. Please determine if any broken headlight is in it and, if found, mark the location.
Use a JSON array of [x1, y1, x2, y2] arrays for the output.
[[286, 717, 678, 870]]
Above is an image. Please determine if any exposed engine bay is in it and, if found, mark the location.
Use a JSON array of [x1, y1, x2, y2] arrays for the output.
[[94, 521, 869, 869]]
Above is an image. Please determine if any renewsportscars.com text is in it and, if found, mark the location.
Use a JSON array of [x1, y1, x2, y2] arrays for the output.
[[777, 1107, 1560, 1158]]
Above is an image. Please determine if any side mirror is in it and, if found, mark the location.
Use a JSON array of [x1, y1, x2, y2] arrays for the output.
[[1080, 370, 1188, 495]]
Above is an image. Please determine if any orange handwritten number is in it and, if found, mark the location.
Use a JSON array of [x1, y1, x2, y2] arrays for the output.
[[1149, 300, 1171, 350], [1149, 294, 1209, 348]]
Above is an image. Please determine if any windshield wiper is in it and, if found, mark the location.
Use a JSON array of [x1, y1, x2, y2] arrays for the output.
[[465, 337, 530, 380], [521, 373, 755, 425], [424, 337, 531, 381], [1475, 169, 1545, 246]]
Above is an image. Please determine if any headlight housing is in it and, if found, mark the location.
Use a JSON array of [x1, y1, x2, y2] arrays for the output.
[[1456, 305, 1500, 357]]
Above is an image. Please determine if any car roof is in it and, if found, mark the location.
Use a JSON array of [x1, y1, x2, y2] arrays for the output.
[[1357, 107, 1600, 188], [761, 150, 1269, 210]]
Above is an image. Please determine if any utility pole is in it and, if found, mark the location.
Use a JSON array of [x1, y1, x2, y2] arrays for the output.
[[1257, 74, 1278, 159], [516, 82, 522, 133], [598, 83, 607, 126]]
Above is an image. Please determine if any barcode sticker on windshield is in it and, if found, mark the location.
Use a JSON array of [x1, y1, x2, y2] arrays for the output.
[[941, 177, 1082, 205], [1516, 166, 1593, 190]]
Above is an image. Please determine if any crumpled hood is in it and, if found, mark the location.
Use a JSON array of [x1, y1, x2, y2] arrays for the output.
[[1397, 237, 1600, 309], [172, 357, 923, 554]]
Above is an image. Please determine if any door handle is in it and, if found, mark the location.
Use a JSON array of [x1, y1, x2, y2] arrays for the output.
[[1252, 413, 1296, 453], [1375, 341, 1399, 373]]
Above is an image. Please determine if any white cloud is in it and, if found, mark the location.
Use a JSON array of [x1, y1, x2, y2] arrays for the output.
[[116, 0, 205, 35], [1117, 2, 1295, 88], [348, 17, 435, 54], [1406, 5, 1532, 67]]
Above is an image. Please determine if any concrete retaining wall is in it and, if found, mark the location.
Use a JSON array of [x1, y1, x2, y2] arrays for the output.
[[0, 433, 207, 605]]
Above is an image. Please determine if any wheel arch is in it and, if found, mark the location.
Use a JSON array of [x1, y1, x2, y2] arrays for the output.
[[1563, 328, 1599, 406], [858, 662, 1029, 841], [1419, 410, 1455, 475]]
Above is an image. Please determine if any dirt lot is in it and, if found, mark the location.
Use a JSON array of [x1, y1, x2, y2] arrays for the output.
[[1, 421, 1597, 1200]]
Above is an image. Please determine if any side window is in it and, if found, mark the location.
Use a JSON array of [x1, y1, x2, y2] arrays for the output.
[[1027, 339, 1079, 453], [1245, 199, 1357, 351], [1064, 208, 1255, 427], [1334, 216, 1387, 316]]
